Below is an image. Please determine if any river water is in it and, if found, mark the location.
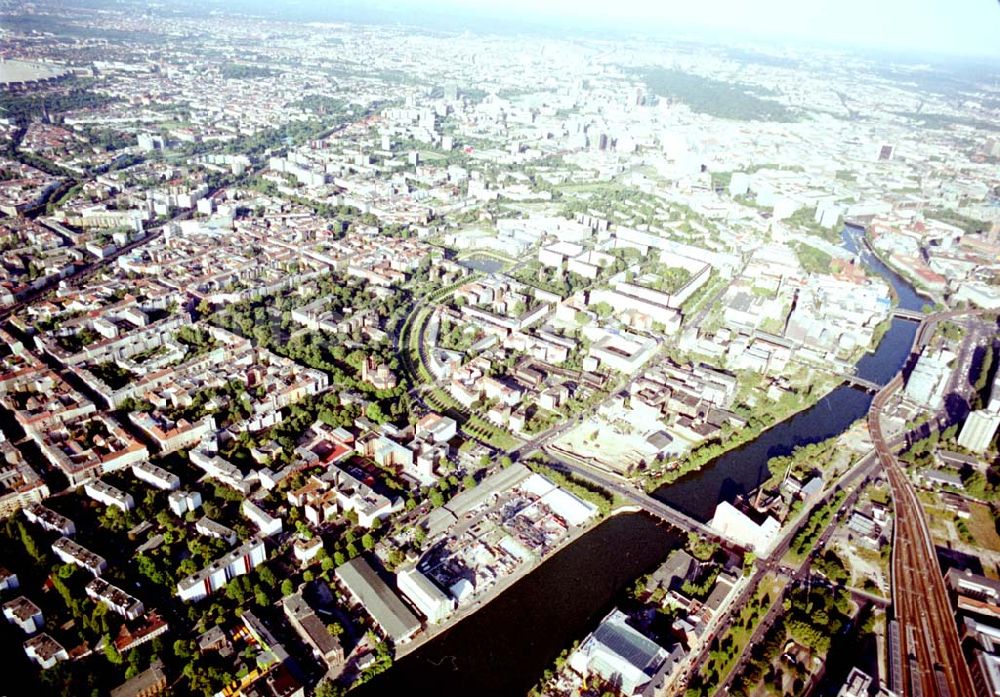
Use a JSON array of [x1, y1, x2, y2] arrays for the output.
[[651, 225, 927, 521], [353, 226, 923, 693], [353, 514, 680, 696]]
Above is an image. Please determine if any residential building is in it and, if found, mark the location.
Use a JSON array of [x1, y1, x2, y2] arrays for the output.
[[958, 410, 1000, 454], [167, 490, 202, 517], [109, 659, 168, 697], [86, 577, 145, 619], [52, 536, 107, 575], [131, 461, 181, 491], [23, 503, 75, 536], [84, 479, 135, 512], [195, 516, 237, 545], [3, 595, 43, 634], [176, 536, 266, 602], [242, 499, 283, 536], [292, 536, 323, 564], [23, 633, 68, 669], [283, 591, 344, 669], [0, 567, 18, 592], [0, 442, 49, 518]]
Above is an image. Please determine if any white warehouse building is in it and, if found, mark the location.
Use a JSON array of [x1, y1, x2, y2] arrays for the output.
[[397, 568, 455, 625]]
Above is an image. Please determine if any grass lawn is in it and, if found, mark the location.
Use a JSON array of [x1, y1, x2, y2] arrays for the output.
[[967, 501, 1000, 552]]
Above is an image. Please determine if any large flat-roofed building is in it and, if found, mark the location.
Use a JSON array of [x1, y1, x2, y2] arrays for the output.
[[86, 577, 144, 619], [972, 651, 1000, 697], [947, 568, 1000, 603], [709, 501, 779, 554], [587, 330, 658, 373], [335, 557, 420, 645], [52, 536, 107, 576], [283, 591, 344, 669], [947, 567, 1000, 620], [176, 536, 266, 602], [958, 410, 1000, 454], [397, 567, 455, 624], [568, 608, 684, 697], [837, 667, 873, 697]]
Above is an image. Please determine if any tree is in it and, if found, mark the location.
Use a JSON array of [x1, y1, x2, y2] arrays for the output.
[[254, 587, 269, 607], [315, 679, 345, 697], [428, 488, 445, 508], [257, 566, 277, 589], [687, 532, 719, 561], [225, 582, 245, 604], [366, 402, 387, 423], [104, 636, 123, 664], [18, 522, 43, 563], [361, 533, 375, 551], [281, 579, 295, 597]]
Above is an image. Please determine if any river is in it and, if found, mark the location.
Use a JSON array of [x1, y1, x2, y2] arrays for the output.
[[353, 514, 680, 696], [354, 225, 923, 693], [650, 225, 927, 522]]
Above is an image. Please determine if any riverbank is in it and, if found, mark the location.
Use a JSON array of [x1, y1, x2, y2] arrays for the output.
[[352, 513, 682, 697], [394, 503, 645, 659], [642, 377, 842, 493], [847, 226, 938, 309]]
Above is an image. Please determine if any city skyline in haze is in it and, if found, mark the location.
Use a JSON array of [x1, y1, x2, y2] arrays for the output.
[[249, 0, 1000, 59]]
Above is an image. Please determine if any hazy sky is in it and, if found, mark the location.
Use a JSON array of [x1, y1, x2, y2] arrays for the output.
[[362, 0, 1000, 58]]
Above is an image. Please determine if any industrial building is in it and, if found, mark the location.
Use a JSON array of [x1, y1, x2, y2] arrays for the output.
[[335, 557, 420, 645], [397, 567, 455, 624]]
